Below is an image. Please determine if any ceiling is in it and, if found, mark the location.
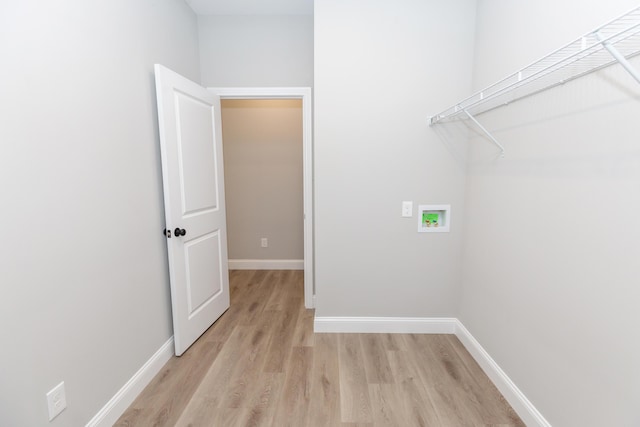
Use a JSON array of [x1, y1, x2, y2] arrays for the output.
[[186, 0, 313, 15]]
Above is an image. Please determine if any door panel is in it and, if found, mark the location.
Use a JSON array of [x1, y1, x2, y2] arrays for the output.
[[155, 64, 230, 356], [175, 92, 219, 214], [184, 231, 222, 317]]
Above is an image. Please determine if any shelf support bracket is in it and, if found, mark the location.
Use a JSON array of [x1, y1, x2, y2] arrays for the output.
[[595, 31, 640, 84], [462, 109, 505, 157]]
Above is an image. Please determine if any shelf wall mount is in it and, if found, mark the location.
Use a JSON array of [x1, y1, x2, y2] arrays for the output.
[[428, 5, 640, 156]]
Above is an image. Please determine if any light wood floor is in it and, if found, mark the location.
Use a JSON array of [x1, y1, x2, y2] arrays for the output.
[[116, 270, 524, 426]]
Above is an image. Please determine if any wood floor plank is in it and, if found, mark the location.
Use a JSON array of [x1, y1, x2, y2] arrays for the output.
[[387, 349, 442, 426], [210, 406, 244, 427], [359, 334, 394, 384], [433, 334, 503, 423], [263, 270, 289, 311], [173, 325, 254, 426], [262, 298, 302, 373], [229, 270, 261, 304], [228, 269, 248, 292], [379, 333, 407, 352], [114, 339, 222, 427], [402, 334, 485, 425], [237, 373, 285, 427], [292, 303, 315, 347], [306, 333, 341, 427], [270, 346, 314, 426], [219, 311, 277, 410], [234, 276, 273, 327], [200, 303, 244, 344], [368, 383, 410, 426], [340, 423, 374, 427], [284, 269, 305, 299], [444, 335, 526, 426], [338, 334, 373, 423]]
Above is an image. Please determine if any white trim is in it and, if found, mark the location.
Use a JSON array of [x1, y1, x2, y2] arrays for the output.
[[312, 316, 550, 427], [85, 338, 174, 427], [228, 259, 304, 270], [313, 316, 458, 334], [454, 321, 552, 427], [208, 87, 314, 309]]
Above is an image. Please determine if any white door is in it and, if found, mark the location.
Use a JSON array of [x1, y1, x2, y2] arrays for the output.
[[154, 64, 230, 356]]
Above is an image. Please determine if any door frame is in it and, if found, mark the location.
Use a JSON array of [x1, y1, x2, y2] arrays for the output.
[[209, 87, 314, 309]]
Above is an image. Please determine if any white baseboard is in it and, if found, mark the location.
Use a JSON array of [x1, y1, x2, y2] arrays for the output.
[[454, 321, 552, 427], [313, 315, 550, 427], [85, 337, 174, 427], [313, 316, 458, 334], [229, 259, 303, 270]]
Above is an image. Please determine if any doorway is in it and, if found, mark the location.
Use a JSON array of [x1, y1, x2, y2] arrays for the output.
[[209, 87, 314, 309]]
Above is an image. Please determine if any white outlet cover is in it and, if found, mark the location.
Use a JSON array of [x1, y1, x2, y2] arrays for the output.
[[46, 381, 67, 421], [402, 201, 413, 217]]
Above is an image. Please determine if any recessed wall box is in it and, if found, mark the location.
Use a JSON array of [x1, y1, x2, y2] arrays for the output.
[[418, 204, 450, 233]]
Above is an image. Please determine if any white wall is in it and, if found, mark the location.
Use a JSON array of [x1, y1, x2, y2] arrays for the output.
[[198, 14, 313, 87], [461, 1, 640, 426], [314, 0, 477, 317], [221, 99, 304, 261], [0, 1, 200, 425]]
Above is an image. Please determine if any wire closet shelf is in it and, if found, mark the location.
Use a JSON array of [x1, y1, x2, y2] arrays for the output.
[[428, 6, 640, 128]]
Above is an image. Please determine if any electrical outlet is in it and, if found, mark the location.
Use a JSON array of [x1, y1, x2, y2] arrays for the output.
[[46, 381, 67, 421], [261, 238, 268, 248], [402, 201, 413, 217]]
